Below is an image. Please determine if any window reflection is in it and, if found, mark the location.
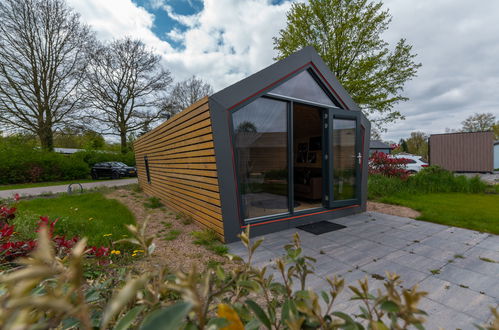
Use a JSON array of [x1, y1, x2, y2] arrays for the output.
[[332, 119, 357, 200], [233, 98, 289, 220], [270, 70, 334, 106]]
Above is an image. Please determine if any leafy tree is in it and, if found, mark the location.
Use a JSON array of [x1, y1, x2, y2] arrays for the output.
[[405, 131, 428, 158], [494, 123, 499, 140], [163, 75, 213, 117], [236, 121, 257, 133], [0, 0, 94, 151], [461, 112, 497, 133], [53, 128, 105, 150], [273, 0, 421, 130], [84, 38, 172, 154]]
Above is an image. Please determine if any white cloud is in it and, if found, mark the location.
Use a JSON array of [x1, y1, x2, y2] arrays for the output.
[[68, 0, 173, 54], [159, 0, 294, 90]]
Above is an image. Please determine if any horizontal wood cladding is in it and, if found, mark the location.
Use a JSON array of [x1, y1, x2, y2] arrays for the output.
[[134, 97, 224, 237]]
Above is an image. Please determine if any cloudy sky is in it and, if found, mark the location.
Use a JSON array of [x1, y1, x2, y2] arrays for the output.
[[67, 0, 499, 142]]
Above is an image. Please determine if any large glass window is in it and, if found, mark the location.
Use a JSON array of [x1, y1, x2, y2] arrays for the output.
[[232, 98, 288, 220], [332, 119, 357, 201], [269, 70, 335, 106]]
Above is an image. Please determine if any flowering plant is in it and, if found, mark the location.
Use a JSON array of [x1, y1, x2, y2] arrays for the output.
[[368, 151, 410, 179]]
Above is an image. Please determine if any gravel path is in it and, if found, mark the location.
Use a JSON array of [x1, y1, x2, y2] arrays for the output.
[[0, 178, 138, 199]]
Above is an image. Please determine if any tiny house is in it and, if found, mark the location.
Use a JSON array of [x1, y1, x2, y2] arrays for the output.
[[134, 47, 370, 242]]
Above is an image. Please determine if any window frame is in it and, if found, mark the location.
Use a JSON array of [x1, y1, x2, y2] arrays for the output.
[[144, 156, 151, 184]]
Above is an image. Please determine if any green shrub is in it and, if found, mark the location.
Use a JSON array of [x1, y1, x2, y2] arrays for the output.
[[71, 150, 135, 167], [144, 197, 162, 209], [0, 143, 89, 184], [369, 166, 489, 200]]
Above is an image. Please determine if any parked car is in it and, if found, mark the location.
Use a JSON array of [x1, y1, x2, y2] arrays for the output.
[[391, 154, 429, 173], [91, 162, 137, 179]]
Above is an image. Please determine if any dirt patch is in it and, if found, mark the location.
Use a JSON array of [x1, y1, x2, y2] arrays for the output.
[[367, 201, 421, 219], [106, 189, 237, 274]]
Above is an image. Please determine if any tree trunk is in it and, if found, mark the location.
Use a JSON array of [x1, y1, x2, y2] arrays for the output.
[[120, 131, 128, 154], [38, 126, 54, 151]]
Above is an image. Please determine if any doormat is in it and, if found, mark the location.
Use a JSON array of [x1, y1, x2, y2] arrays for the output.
[[297, 221, 346, 235]]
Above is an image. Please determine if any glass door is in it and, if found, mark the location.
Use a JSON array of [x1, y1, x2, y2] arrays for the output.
[[326, 109, 361, 207]]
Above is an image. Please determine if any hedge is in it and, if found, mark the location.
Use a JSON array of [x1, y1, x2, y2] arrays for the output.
[[0, 145, 135, 185]]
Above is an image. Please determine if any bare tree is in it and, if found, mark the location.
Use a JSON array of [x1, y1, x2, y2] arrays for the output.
[[164, 75, 213, 117], [0, 0, 93, 151], [84, 38, 172, 153], [461, 113, 496, 132]]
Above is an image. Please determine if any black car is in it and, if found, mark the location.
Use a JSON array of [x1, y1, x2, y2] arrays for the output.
[[91, 162, 137, 179]]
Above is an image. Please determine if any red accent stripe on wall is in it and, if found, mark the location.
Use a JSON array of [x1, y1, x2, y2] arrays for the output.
[[241, 204, 360, 228]]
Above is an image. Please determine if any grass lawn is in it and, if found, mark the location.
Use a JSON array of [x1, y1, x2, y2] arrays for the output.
[[380, 193, 499, 235], [14, 192, 136, 246]]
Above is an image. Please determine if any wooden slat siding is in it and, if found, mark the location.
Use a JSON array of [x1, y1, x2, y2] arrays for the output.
[[135, 105, 211, 151], [429, 131, 494, 172], [134, 97, 224, 237]]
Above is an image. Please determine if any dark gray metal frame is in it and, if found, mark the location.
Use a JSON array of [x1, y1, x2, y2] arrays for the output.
[[209, 46, 370, 242]]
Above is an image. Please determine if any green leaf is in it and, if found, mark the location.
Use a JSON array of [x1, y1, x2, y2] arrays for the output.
[[244, 318, 260, 330], [332, 311, 356, 325], [245, 299, 271, 329], [321, 291, 330, 304], [380, 301, 399, 313], [114, 306, 145, 330], [62, 317, 80, 329], [206, 317, 229, 329], [140, 302, 192, 330]]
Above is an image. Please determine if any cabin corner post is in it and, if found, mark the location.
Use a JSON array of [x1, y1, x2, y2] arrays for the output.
[[209, 97, 241, 243]]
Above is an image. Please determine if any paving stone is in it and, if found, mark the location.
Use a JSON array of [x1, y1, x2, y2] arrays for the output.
[[324, 245, 374, 267], [404, 243, 458, 261], [476, 235, 499, 252], [419, 236, 471, 253], [436, 264, 499, 299], [390, 253, 448, 274], [314, 256, 352, 278], [299, 235, 340, 252], [367, 233, 412, 249], [418, 276, 497, 322], [451, 250, 499, 278], [360, 259, 429, 288], [418, 297, 481, 329]]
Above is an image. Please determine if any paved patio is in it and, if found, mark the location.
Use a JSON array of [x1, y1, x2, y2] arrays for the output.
[[228, 212, 499, 329]]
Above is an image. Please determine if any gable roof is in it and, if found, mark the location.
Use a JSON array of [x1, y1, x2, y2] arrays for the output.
[[370, 140, 391, 149], [209, 46, 360, 112]]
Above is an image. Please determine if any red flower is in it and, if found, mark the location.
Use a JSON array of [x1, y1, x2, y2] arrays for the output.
[[89, 246, 110, 257], [13, 193, 20, 201], [0, 206, 17, 222], [0, 223, 15, 240], [36, 216, 59, 237]]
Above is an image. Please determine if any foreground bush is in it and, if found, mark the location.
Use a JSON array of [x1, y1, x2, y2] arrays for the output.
[[369, 166, 489, 200], [1, 227, 498, 329]]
